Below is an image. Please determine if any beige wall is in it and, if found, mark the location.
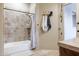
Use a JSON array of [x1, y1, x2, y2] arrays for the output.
[[36, 3, 61, 50], [4, 3, 36, 13], [0, 3, 4, 55], [4, 3, 30, 12]]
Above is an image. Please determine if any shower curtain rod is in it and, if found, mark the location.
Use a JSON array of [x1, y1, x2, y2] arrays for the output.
[[4, 8, 35, 15]]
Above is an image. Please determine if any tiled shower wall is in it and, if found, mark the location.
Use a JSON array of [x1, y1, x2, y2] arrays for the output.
[[4, 9, 31, 43]]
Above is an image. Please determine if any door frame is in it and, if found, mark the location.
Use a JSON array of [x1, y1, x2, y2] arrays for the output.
[[58, 3, 64, 41]]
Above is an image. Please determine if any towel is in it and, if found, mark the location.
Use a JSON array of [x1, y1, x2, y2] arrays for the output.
[[47, 15, 51, 31], [41, 15, 48, 32]]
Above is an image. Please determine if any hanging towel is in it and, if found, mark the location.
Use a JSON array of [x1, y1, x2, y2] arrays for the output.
[[41, 11, 52, 32], [41, 15, 48, 32], [47, 15, 51, 31], [47, 11, 52, 31]]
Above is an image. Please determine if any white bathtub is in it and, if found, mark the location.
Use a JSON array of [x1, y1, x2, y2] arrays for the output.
[[4, 40, 31, 56], [4, 40, 59, 56]]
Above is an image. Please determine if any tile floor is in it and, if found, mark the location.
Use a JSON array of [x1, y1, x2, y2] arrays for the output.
[[31, 50, 59, 56], [9, 49, 59, 56]]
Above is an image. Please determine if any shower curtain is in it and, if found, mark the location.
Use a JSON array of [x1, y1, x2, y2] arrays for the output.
[[31, 15, 38, 49]]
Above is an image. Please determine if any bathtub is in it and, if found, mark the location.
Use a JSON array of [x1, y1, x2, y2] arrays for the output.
[[4, 40, 59, 56], [4, 40, 31, 56]]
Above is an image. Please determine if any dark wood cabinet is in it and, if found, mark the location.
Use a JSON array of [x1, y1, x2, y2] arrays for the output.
[[59, 47, 79, 56]]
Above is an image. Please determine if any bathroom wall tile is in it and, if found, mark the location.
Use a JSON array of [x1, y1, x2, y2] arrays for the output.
[[4, 9, 31, 43]]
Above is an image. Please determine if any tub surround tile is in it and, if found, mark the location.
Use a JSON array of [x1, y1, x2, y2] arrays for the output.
[[4, 9, 31, 43]]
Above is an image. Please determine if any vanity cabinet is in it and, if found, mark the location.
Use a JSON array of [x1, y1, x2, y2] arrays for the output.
[[59, 46, 79, 56], [58, 41, 79, 56]]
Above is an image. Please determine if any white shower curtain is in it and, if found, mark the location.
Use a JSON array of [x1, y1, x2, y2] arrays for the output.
[[31, 15, 38, 49]]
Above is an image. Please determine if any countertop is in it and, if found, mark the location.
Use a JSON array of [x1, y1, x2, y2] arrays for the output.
[[58, 39, 79, 53]]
